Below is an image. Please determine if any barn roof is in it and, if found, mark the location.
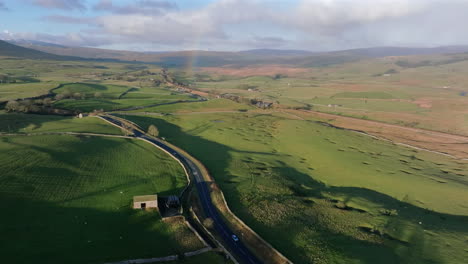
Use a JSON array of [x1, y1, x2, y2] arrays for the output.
[[133, 195, 157, 202]]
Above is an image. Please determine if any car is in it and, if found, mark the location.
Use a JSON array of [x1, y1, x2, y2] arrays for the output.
[[231, 234, 239, 242]]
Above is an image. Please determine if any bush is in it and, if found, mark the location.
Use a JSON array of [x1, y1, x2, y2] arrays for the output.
[[148, 125, 159, 137]]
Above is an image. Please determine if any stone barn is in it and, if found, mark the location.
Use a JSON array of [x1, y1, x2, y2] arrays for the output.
[[133, 195, 158, 210]]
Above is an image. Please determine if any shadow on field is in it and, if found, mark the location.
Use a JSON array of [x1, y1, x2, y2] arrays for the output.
[[0, 133, 195, 263], [1, 134, 185, 198], [0, 113, 70, 132], [0, 194, 184, 264], [120, 115, 468, 264]]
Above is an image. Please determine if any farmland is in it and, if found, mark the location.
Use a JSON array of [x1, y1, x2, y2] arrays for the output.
[[53, 83, 199, 112], [0, 113, 123, 134], [2, 41, 468, 264], [0, 133, 207, 264], [191, 53, 468, 136], [121, 110, 468, 264]]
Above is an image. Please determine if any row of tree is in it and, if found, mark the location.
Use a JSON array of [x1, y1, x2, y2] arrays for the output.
[[55, 91, 104, 100], [5, 98, 53, 113]]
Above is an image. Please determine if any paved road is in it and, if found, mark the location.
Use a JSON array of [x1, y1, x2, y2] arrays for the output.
[[99, 115, 262, 264]]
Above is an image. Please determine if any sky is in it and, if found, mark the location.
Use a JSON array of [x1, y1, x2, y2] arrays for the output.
[[0, 0, 468, 51]]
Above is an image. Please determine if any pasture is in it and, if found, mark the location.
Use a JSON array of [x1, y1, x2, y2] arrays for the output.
[[0, 113, 122, 134], [126, 98, 253, 114], [0, 134, 204, 264], [192, 55, 468, 135], [53, 83, 198, 112], [120, 111, 468, 264], [0, 82, 58, 102]]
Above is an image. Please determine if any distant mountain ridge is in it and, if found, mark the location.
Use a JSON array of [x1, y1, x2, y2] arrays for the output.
[[0, 39, 71, 60], [3, 39, 468, 67], [334, 46, 468, 57]]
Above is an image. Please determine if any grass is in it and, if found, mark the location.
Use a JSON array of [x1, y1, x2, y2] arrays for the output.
[[127, 99, 253, 113], [0, 82, 58, 101], [52, 83, 200, 112], [192, 56, 468, 135], [332, 91, 394, 99], [2, 50, 468, 264], [54, 83, 130, 99], [0, 113, 122, 135], [120, 111, 468, 264], [0, 134, 204, 264]]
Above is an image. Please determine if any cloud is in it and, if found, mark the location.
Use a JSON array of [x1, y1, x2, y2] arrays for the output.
[[28, 0, 86, 10], [43, 15, 95, 24], [11, 0, 468, 51], [94, 0, 177, 15], [0, 1, 9, 11]]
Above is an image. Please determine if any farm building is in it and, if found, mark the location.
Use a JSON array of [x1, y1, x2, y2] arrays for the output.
[[133, 195, 158, 210]]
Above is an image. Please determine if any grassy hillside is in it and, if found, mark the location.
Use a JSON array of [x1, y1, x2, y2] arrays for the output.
[[121, 112, 468, 264], [0, 40, 75, 60], [53, 83, 197, 112], [0, 134, 202, 264], [0, 82, 58, 102], [0, 113, 122, 134]]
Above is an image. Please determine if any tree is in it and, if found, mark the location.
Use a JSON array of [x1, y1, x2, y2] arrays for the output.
[[148, 125, 159, 137], [5, 101, 19, 112], [121, 123, 134, 136]]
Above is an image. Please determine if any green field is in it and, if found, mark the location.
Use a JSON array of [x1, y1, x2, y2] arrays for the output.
[[120, 111, 468, 264], [53, 83, 198, 112], [54, 82, 130, 99], [0, 134, 204, 264], [0, 82, 58, 102], [192, 56, 468, 135], [0, 113, 122, 134], [126, 99, 253, 114]]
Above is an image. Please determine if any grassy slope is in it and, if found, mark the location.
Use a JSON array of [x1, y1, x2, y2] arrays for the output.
[[53, 83, 198, 112], [121, 112, 468, 264], [0, 134, 202, 264], [0, 113, 122, 135], [127, 99, 253, 113], [0, 82, 58, 101]]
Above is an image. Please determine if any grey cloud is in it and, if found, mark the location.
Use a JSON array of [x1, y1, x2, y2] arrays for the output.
[[29, 0, 86, 10], [94, 0, 177, 15]]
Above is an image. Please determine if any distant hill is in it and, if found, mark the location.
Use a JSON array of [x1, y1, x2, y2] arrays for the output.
[[5, 39, 468, 67], [239, 49, 313, 56], [333, 46, 468, 57], [9, 39, 67, 48], [0, 39, 69, 60]]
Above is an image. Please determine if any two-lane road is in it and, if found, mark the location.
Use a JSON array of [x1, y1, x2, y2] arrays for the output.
[[99, 115, 262, 264]]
